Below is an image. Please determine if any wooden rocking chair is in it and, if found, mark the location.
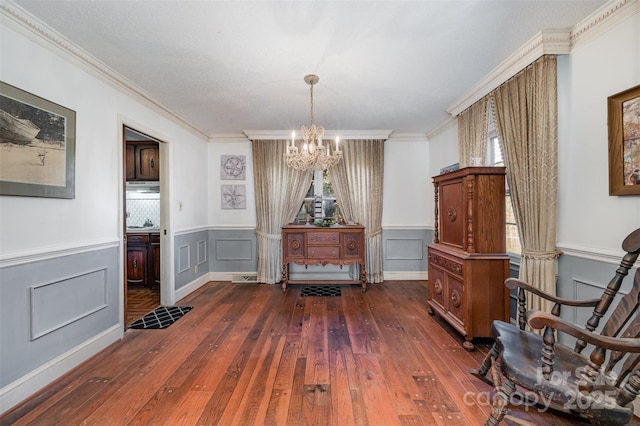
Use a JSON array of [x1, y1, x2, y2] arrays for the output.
[[470, 228, 640, 425]]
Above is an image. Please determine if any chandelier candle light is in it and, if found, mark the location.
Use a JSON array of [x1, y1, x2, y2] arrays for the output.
[[284, 74, 342, 171]]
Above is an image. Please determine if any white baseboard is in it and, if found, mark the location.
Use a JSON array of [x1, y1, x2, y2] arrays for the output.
[[0, 324, 122, 416], [383, 271, 428, 281], [175, 272, 213, 303]]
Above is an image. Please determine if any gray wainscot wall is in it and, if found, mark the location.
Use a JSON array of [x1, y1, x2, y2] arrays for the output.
[[0, 245, 120, 391], [209, 228, 258, 279], [174, 229, 211, 290]]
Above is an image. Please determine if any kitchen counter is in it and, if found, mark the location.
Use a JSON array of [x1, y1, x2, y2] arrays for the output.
[[126, 228, 160, 233]]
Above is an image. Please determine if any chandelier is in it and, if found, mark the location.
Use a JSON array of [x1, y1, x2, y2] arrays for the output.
[[284, 74, 342, 171]]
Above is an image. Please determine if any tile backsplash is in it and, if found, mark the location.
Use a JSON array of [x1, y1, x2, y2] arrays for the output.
[[126, 192, 160, 228]]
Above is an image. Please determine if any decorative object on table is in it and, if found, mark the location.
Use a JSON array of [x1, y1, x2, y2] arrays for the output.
[[220, 155, 246, 180], [284, 74, 342, 171], [314, 217, 335, 227], [221, 184, 246, 209], [0, 81, 76, 198], [608, 84, 640, 195], [439, 162, 459, 175], [129, 305, 192, 329]]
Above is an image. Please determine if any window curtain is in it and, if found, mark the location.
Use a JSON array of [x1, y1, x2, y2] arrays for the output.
[[328, 139, 385, 283], [252, 140, 312, 284], [490, 55, 560, 313], [458, 96, 489, 167]]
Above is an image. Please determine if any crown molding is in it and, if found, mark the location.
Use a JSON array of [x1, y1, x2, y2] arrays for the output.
[[571, 0, 640, 48], [0, 1, 208, 140], [446, 29, 571, 117], [242, 130, 393, 140], [208, 134, 251, 143], [426, 117, 456, 140], [385, 133, 428, 143], [445, 0, 637, 118]]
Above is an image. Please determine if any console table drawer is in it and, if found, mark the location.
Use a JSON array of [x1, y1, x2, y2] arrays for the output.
[[307, 231, 340, 244], [308, 246, 340, 259]]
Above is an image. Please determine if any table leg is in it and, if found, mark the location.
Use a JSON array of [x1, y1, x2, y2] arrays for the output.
[[281, 263, 288, 292]]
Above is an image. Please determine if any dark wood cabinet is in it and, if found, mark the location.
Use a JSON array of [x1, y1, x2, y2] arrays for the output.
[[126, 232, 160, 290], [427, 167, 510, 351], [281, 224, 366, 291], [150, 233, 161, 291], [126, 142, 159, 181]]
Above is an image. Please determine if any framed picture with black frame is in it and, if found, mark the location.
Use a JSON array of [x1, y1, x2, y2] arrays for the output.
[[0, 81, 76, 199]]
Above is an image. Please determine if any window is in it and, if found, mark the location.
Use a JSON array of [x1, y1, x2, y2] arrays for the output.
[[489, 133, 522, 255], [295, 170, 339, 223]]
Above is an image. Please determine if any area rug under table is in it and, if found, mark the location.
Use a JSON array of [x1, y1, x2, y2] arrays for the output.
[[129, 306, 192, 329]]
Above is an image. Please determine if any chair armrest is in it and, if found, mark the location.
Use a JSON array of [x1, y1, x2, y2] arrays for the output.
[[527, 310, 640, 353], [505, 278, 601, 307]]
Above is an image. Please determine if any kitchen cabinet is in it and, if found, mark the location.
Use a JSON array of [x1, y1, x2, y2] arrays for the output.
[[150, 233, 161, 290], [126, 142, 159, 181], [427, 167, 510, 351], [126, 232, 160, 290]]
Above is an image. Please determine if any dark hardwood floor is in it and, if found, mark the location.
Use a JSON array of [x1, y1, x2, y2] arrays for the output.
[[1, 281, 633, 425], [126, 287, 161, 325]]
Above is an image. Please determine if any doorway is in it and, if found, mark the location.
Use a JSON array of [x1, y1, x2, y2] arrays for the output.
[[123, 126, 162, 326]]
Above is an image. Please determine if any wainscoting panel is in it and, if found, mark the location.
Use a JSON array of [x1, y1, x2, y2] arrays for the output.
[[178, 245, 191, 273], [197, 240, 207, 265], [556, 253, 636, 347], [383, 228, 431, 279], [209, 228, 257, 273], [215, 239, 252, 261], [174, 230, 209, 290], [0, 245, 119, 389], [30, 268, 108, 340]]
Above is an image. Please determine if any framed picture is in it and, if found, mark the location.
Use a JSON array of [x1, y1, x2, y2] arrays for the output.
[[220, 155, 246, 180], [0, 82, 76, 198], [608, 84, 640, 196], [221, 184, 246, 209]]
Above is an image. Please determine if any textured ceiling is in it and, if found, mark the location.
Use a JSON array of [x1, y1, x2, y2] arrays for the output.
[[11, 0, 607, 137]]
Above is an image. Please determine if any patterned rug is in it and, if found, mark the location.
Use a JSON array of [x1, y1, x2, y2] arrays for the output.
[[301, 285, 342, 296], [129, 306, 192, 329]]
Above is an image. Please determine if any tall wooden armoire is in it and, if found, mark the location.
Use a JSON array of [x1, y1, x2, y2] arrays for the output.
[[427, 167, 510, 351]]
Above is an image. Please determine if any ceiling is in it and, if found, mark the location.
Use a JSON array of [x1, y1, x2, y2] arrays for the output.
[[11, 0, 607, 138]]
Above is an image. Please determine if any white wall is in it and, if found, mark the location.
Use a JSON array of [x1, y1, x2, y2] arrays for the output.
[[382, 136, 431, 228], [425, 120, 459, 227], [206, 136, 432, 230], [557, 11, 640, 253], [0, 15, 210, 258], [207, 140, 256, 227]]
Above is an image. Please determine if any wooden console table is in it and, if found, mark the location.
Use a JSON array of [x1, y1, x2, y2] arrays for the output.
[[281, 224, 367, 292]]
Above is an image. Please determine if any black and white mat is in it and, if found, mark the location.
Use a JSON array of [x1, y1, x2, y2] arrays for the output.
[[129, 306, 192, 329], [301, 285, 342, 296]]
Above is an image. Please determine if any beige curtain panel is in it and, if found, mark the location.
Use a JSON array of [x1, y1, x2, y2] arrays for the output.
[[458, 96, 489, 167], [490, 55, 560, 313], [252, 140, 312, 284], [329, 139, 385, 283]]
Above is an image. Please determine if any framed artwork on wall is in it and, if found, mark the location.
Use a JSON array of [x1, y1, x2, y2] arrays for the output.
[[221, 184, 246, 209], [220, 155, 246, 180], [608, 84, 640, 196], [0, 82, 76, 199]]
